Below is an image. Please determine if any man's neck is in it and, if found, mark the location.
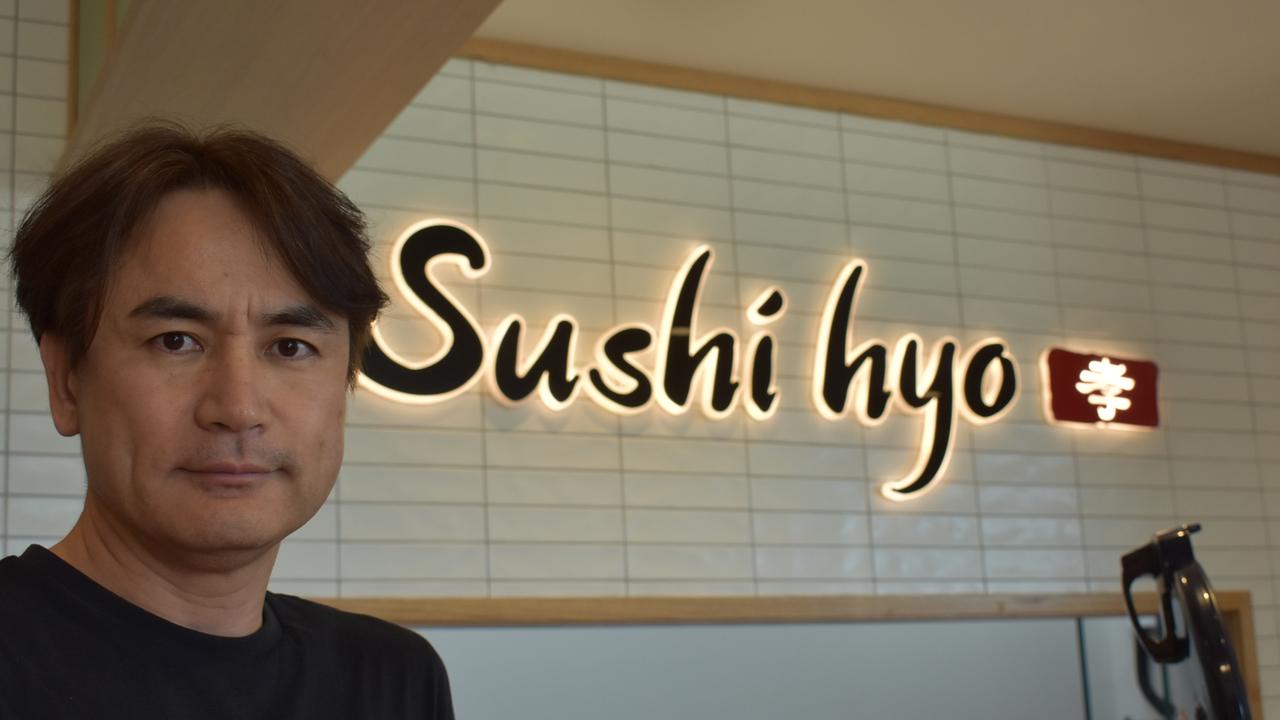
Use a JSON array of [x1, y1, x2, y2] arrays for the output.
[[50, 504, 278, 638]]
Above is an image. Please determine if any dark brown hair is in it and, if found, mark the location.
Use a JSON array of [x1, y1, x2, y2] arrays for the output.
[[9, 121, 388, 386]]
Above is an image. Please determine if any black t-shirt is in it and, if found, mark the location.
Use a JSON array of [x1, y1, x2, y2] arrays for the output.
[[0, 545, 454, 719]]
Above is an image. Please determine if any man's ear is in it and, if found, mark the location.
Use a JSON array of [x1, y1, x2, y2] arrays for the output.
[[38, 334, 81, 437]]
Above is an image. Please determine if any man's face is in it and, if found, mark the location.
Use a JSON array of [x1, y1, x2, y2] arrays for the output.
[[52, 188, 349, 565]]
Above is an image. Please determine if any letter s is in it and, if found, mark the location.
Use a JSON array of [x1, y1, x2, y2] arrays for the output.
[[359, 220, 489, 403]]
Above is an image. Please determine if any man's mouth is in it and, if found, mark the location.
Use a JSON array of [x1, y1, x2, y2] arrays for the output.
[[180, 463, 276, 489]]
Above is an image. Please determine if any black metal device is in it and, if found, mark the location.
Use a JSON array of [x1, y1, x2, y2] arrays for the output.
[[1121, 523, 1251, 719]]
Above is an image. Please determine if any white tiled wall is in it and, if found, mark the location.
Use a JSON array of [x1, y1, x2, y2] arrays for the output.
[[3, 7, 1280, 711]]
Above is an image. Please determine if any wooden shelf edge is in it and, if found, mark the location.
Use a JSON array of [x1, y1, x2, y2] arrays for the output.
[[313, 590, 1260, 715]]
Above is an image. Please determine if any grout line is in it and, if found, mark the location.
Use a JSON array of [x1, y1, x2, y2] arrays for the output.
[[3, 7, 16, 555], [838, 115, 880, 594], [1042, 142, 1092, 589], [599, 73, 632, 596], [463, 63, 492, 599], [942, 130, 990, 593], [721, 94, 761, 596]]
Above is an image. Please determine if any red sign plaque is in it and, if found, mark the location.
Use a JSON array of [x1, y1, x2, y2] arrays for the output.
[[1041, 348, 1159, 429]]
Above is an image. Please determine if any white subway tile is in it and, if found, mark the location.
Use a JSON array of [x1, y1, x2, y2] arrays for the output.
[[343, 427, 481, 466], [874, 548, 982, 579], [982, 517, 1082, 546], [7, 454, 83, 495], [730, 114, 838, 156], [983, 548, 1085, 579], [1227, 184, 1280, 214], [475, 80, 602, 126], [613, 164, 729, 207], [1231, 212, 1280, 241], [733, 147, 842, 188], [340, 542, 486, 580], [1052, 189, 1141, 224], [621, 437, 746, 474], [338, 466, 482, 503], [610, 197, 732, 238], [871, 514, 979, 547], [756, 546, 872, 580], [1079, 487, 1175, 517], [476, 114, 602, 159], [1057, 276, 1150, 310], [17, 0, 65, 23], [341, 504, 485, 541], [490, 580, 625, 597], [752, 476, 867, 511], [1047, 161, 1138, 195], [957, 235, 1054, 272], [15, 58, 65, 98], [607, 98, 725, 143], [480, 183, 607, 227], [844, 161, 949, 202], [1143, 200, 1230, 234], [626, 508, 749, 543], [973, 453, 1076, 486], [1148, 255, 1236, 288], [487, 431, 619, 470], [478, 149, 604, 193], [627, 544, 752, 579], [841, 131, 946, 172], [1137, 157, 1223, 181], [1051, 218, 1145, 253], [734, 211, 847, 251], [736, 178, 844, 221], [847, 192, 951, 232], [490, 543, 624, 579], [954, 206, 1051, 244], [754, 510, 869, 545], [16, 20, 64, 61], [490, 506, 622, 542], [953, 177, 1047, 213], [1141, 173, 1226, 206], [608, 131, 728, 174]]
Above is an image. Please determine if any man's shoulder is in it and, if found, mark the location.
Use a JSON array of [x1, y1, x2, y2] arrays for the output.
[[266, 592, 444, 667], [0, 553, 45, 612]]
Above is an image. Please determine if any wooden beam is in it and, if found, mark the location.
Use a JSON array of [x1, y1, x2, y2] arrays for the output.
[[66, 0, 504, 180], [460, 38, 1280, 177], [318, 591, 1261, 714]]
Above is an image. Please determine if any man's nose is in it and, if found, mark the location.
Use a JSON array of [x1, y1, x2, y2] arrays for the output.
[[194, 346, 267, 434]]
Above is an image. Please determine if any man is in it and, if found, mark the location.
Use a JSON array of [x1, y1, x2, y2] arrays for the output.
[[0, 124, 455, 718]]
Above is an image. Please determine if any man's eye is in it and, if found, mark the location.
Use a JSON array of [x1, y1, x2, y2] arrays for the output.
[[271, 338, 317, 359], [153, 332, 201, 354]]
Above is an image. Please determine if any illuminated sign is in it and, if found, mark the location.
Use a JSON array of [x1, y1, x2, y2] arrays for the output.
[[360, 220, 1156, 501], [1040, 348, 1159, 429]]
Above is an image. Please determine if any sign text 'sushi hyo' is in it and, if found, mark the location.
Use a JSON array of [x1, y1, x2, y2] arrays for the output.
[[360, 220, 1160, 501]]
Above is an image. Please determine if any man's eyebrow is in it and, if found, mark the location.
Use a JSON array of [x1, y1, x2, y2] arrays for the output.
[[128, 295, 214, 323], [263, 304, 337, 332], [128, 296, 336, 332]]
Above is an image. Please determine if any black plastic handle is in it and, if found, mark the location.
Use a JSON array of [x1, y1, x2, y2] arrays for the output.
[[1121, 525, 1193, 664]]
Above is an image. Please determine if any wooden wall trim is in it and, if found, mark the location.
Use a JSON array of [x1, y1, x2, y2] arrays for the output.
[[318, 591, 1248, 626], [459, 38, 1280, 177], [317, 591, 1260, 714]]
